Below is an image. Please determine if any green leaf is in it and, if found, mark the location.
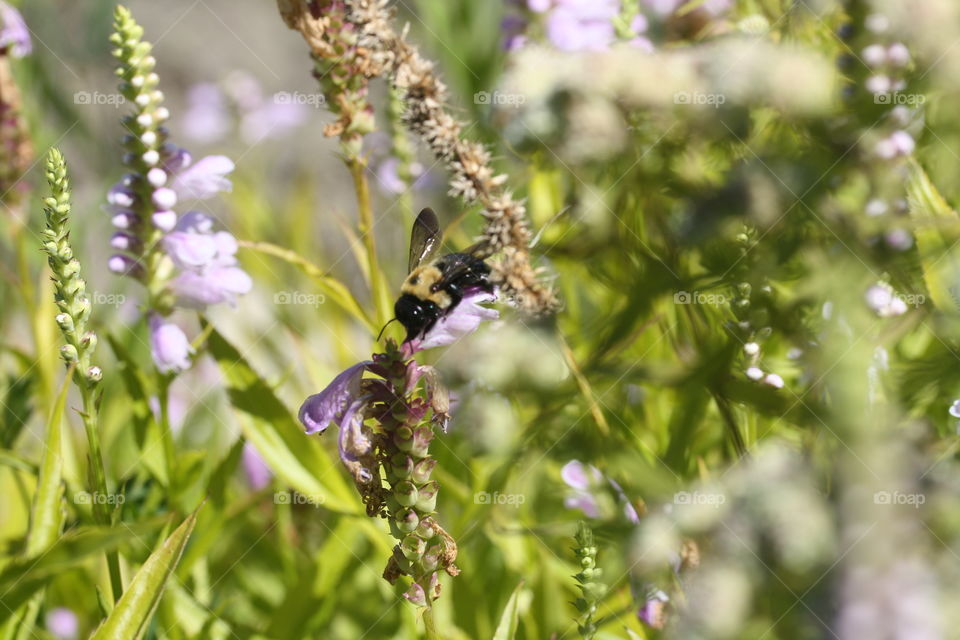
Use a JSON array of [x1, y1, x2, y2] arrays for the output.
[[89, 510, 200, 640], [907, 160, 960, 314], [0, 524, 159, 626], [0, 373, 33, 449], [492, 581, 527, 640], [26, 367, 72, 556], [204, 326, 358, 514], [6, 370, 74, 640]]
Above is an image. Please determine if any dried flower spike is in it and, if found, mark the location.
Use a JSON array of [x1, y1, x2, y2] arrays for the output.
[[0, 1, 32, 204], [277, 0, 558, 314]]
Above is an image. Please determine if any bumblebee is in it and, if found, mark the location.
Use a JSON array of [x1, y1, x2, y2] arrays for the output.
[[393, 208, 493, 342]]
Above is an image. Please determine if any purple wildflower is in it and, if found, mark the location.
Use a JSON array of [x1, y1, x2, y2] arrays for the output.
[[45, 607, 79, 640], [562, 459, 604, 517], [637, 589, 670, 629], [299, 361, 372, 435], [242, 442, 273, 490], [182, 83, 231, 144], [0, 1, 31, 58], [403, 290, 499, 354], [545, 1, 619, 52], [562, 459, 640, 522], [170, 153, 235, 201], [164, 212, 252, 308], [149, 314, 193, 375]]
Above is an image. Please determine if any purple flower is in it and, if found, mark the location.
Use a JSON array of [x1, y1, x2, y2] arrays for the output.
[[546, 1, 619, 52], [182, 83, 231, 144], [562, 460, 603, 517], [299, 360, 380, 484], [171, 154, 234, 201], [164, 212, 252, 308], [171, 267, 252, 308], [637, 589, 669, 629], [299, 361, 372, 435], [0, 2, 31, 58], [149, 315, 193, 374], [242, 442, 273, 490], [45, 607, 79, 640], [562, 459, 640, 522], [241, 99, 309, 145], [404, 290, 499, 353]]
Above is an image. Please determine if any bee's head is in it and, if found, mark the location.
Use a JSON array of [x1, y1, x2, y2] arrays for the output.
[[394, 293, 438, 342]]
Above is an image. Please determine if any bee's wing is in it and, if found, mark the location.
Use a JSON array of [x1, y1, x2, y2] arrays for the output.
[[408, 208, 442, 272]]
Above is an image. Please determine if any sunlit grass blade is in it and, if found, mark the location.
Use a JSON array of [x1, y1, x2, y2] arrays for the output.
[[7, 367, 72, 640], [492, 581, 527, 640], [89, 509, 200, 640], [238, 240, 378, 333], [907, 160, 960, 314], [204, 326, 360, 514]]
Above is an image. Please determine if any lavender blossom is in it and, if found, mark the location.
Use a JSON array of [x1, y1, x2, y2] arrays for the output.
[[242, 442, 273, 490], [637, 589, 669, 630], [182, 83, 231, 144], [169, 152, 234, 201], [44, 607, 79, 640], [149, 314, 193, 374], [0, 1, 31, 58], [545, 0, 619, 52], [562, 459, 639, 522], [403, 290, 499, 354]]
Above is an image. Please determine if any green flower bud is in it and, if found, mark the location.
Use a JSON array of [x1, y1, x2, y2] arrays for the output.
[[411, 458, 436, 484], [415, 481, 438, 513], [401, 534, 426, 561], [394, 480, 419, 507], [395, 508, 419, 533]]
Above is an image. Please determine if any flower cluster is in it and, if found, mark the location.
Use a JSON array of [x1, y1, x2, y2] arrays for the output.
[[278, 0, 558, 315], [181, 71, 308, 146], [42, 150, 101, 386], [840, 5, 922, 251], [299, 292, 498, 605], [504, 0, 731, 52], [108, 6, 250, 374]]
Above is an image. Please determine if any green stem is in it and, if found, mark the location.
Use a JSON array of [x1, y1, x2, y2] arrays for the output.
[[348, 157, 388, 326], [422, 605, 440, 640], [156, 373, 177, 490], [80, 385, 124, 602]]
